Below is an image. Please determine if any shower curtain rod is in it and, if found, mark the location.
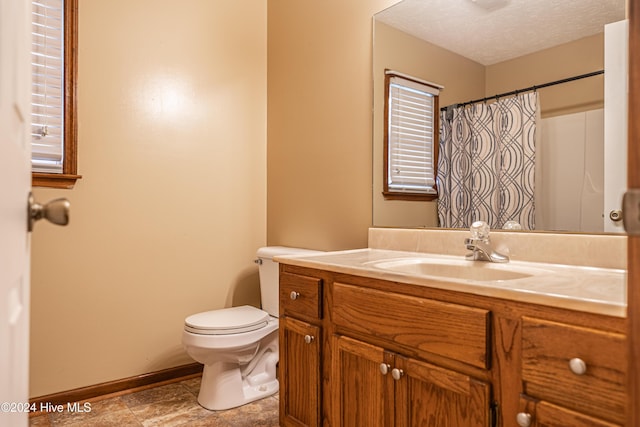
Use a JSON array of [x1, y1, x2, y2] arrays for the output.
[[440, 70, 604, 110]]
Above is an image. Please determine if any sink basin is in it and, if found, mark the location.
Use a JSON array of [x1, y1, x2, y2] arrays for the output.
[[368, 257, 550, 282]]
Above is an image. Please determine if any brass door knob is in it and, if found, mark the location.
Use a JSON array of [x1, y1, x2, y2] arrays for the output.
[[28, 192, 70, 232]]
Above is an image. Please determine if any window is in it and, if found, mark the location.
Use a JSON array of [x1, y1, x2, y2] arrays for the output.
[[31, 0, 80, 189], [383, 71, 440, 200]]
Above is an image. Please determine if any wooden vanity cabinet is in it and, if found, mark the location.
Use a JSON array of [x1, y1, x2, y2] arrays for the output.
[[279, 271, 323, 427], [278, 264, 627, 427]]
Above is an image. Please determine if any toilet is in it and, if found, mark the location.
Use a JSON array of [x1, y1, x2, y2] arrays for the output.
[[182, 246, 321, 410]]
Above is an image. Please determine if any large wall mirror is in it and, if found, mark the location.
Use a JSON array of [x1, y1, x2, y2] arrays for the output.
[[373, 0, 628, 234]]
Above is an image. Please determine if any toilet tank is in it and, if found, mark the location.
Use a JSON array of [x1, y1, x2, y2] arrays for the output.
[[256, 246, 323, 317]]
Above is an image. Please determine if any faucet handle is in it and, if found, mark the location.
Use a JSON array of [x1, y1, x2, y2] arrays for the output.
[[470, 221, 490, 240], [503, 220, 522, 230]]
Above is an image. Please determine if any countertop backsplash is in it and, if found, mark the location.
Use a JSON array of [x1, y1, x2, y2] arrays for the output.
[[368, 227, 627, 270]]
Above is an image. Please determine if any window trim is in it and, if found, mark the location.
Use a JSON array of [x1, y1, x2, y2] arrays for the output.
[[32, 0, 81, 189], [382, 71, 440, 201]]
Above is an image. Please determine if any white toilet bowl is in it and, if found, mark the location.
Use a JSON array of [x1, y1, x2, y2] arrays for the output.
[[182, 305, 279, 410], [182, 246, 322, 411]]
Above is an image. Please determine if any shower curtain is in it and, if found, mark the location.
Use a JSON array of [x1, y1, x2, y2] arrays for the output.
[[437, 92, 538, 230]]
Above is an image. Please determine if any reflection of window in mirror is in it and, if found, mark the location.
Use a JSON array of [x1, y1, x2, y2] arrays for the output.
[[383, 71, 440, 201], [31, 0, 80, 189]]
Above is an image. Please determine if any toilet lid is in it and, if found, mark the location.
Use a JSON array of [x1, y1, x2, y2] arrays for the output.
[[184, 305, 270, 335]]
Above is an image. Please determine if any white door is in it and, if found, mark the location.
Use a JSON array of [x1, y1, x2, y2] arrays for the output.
[[604, 19, 629, 232], [0, 0, 33, 425]]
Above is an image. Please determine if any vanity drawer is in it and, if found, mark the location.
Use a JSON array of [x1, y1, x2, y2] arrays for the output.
[[521, 317, 626, 424], [332, 282, 490, 369], [280, 272, 323, 319]]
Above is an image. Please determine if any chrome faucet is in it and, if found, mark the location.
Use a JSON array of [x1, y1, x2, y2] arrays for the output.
[[464, 221, 509, 263]]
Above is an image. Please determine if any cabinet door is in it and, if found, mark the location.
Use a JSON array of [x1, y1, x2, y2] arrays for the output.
[[395, 355, 492, 427], [280, 317, 321, 427], [333, 335, 395, 427], [518, 396, 621, 427]]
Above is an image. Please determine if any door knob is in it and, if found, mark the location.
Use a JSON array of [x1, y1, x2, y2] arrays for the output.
[[609, 209, 623, 222], [28, 192, 70, 232]]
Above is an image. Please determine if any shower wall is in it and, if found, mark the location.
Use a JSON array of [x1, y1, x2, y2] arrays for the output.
[[536, 109, 604, 232]]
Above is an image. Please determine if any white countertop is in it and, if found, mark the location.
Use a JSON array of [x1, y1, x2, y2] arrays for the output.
[[276, 248, 627, 318]]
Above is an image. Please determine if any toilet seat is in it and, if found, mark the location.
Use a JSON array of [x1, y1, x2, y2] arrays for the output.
[[184, 305, 270, 335]]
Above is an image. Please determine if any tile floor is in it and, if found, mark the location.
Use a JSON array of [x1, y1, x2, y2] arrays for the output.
[[28, 376, 279, 427]]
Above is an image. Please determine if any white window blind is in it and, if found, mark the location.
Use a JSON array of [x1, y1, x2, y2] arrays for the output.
[[31, 0, 64, 173], [387, 75, 439, 194]]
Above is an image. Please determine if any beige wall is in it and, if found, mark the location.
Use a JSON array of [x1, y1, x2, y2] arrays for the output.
[[30, 0, 267, 397], [486, 34, 604, 118], [267, 0, 400, 251]]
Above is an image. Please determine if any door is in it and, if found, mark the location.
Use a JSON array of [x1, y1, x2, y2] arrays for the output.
[[603, 19, 629, 232], [0, 0, 33, 425], [395, 355, 491, 427], [280, 317, 321, 427], [333, 335, 394, 427]]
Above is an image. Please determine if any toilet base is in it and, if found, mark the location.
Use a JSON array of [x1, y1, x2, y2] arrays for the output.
[[198, 377, 279, 411], [197, 356, 279, 411]]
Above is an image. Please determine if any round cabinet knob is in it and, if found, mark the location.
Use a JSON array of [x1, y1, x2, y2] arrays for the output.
[[379, 363, 390, 375], [290, 291, 300, 300], [569, 357, 587, 375], [304, 335, 314, 344], [391, 368, 404, 381], [516, 412, 532, 427]]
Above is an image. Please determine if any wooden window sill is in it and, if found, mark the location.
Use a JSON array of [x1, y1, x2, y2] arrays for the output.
[[32, 173, 82, 189], [382, 191, 438, 201]]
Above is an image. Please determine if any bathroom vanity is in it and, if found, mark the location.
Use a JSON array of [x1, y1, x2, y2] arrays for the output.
[[277, 229, 627, 427]]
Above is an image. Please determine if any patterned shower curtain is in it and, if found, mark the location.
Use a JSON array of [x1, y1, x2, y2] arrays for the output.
[[437, 92, 538, 230]]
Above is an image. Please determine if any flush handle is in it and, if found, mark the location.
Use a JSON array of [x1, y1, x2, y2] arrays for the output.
[[28, 192, 70, 232]]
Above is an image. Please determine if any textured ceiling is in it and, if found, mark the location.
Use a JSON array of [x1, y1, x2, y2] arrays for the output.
[[375, 0, 626, 65]]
